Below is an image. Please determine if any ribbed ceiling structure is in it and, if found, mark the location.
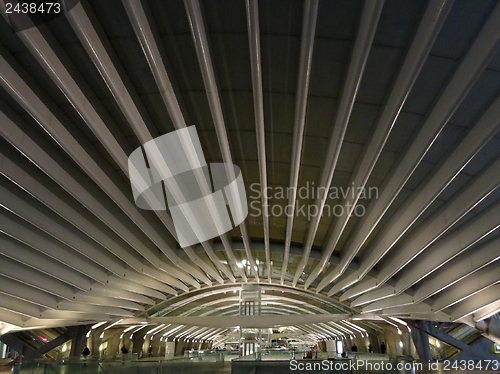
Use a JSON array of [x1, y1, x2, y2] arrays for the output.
[[0, 0, 500, 339]]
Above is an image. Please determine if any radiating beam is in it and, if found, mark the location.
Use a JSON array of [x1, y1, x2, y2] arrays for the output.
[[54, 302, 133, 318], [0, 257, 75, 300], [0, 233, 94, 291], [278, 0, 319, 284], [352, 111, 500, 303], [107, 276, 171, 299], [0, 275, 57, 309], [0, 146, 152, 276], [449, 283, 500, 321], [299, 0, 386, 289], [341, 153, 500, 301], [314, 0, 456, 292], [472, 300, 500, 322], [0, 58, 198, 286], [0, 177, 126, 277], [0, 221, 105, 287], [71, 293, 144, 311], [184, 0, 257, 281], [341, 196, 500, 301], [47, 0, 214, 286], [0, 293, 45, 319], [245, 0, 271, 282], [122, 0, 234, 283], [324, 0, 500, 296], [358, 239, 500, 310], [343, 113, 500, 302], [89, 284, 155, 305], [435, 264, 500, 314]]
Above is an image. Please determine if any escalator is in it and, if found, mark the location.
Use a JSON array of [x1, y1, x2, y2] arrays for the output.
[[430, 322, 486, 360], [1, 327, 69, 360]]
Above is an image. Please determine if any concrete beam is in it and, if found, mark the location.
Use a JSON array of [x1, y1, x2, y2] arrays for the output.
[[409, 321, 432, 361]]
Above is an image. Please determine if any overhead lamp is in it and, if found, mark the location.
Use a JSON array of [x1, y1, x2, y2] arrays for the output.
[[105, 319, 123, 330], [436, 340, 440, 348], [123, 325, 139, 333], [92, 321, 107, 330], [62, 344, 67, 352], [399, 341, 403, 348]]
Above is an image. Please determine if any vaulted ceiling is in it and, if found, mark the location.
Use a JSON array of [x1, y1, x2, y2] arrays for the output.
[[0, 0, 499, 337]]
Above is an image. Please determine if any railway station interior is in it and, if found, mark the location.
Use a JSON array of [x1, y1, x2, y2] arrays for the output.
[[0, 0, 500, 373]]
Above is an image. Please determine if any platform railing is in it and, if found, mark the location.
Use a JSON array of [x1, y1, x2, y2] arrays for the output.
[[232, 351, 416, 374], [11, 351, 415, 374], [11, 351, 224, 374]]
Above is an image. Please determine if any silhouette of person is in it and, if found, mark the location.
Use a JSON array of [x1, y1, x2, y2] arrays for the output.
[[82, 346, 90, 357], [381, 342, 387, 354]]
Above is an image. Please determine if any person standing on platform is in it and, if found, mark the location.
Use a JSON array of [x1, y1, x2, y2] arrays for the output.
[[82, 346, 90, 357], [381, 342, 387, 354]]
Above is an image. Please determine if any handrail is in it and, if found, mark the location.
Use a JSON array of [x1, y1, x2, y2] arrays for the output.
[[97, 362, 109, 374]]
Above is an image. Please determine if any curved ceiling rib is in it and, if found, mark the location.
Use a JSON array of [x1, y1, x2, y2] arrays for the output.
[[326, 0, 500, 296], [298, 0, 385, 289], [281, 0, 319, 284], [122, 0, 235, 282], [246, 0, 271, 282], [0, 54, 199, 287], [310, 0, 452, 290], [61, 0, 213, 285], [184, 0, 256, 281]]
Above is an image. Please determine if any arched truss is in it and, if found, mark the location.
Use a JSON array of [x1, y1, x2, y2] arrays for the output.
[[108, 282, 387, 341], [146, 282, 355, 318]]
